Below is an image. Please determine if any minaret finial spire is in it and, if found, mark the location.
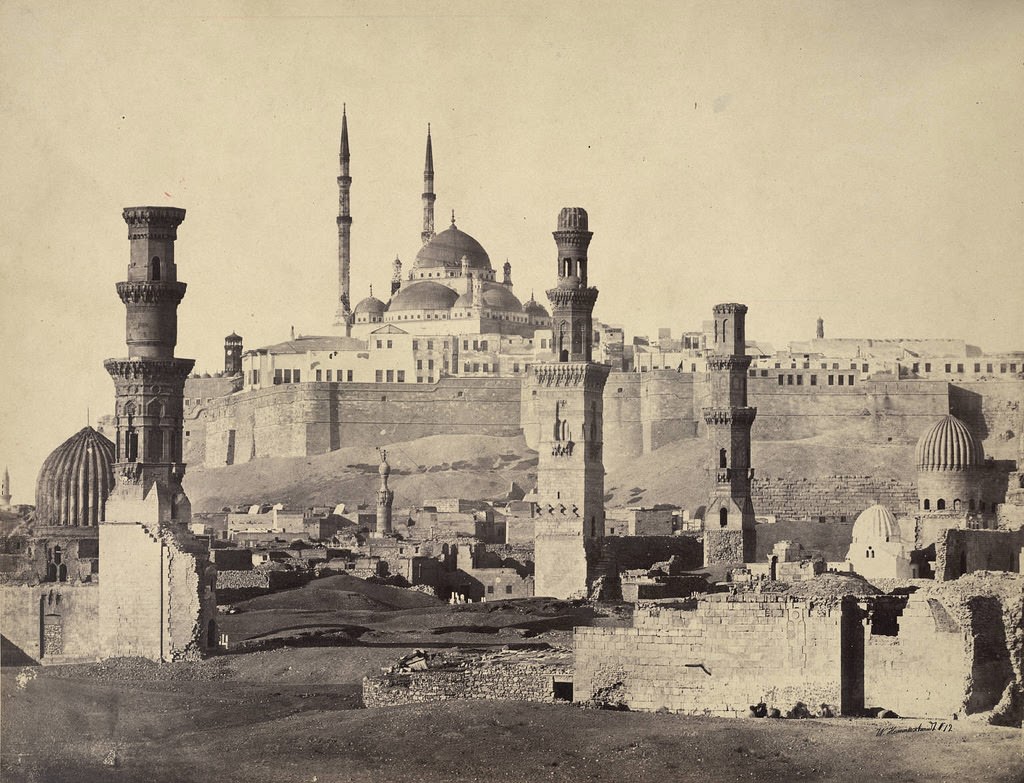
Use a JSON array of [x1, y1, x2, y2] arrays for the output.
[[421, 123, 436, 245]]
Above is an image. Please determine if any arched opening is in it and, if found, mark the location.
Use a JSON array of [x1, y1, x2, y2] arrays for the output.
[[937, 499, 946, 511], [207, 619, 217, 649], [57, 563, 67, 582], [770, 555, 778, 581], [969, 498, 975, 511], [150, 256, 161, 281], [719, 508, 728, 528], [719, 448, 727, 469], [953, 499, 961, 512], [923, 498, 930, 511]]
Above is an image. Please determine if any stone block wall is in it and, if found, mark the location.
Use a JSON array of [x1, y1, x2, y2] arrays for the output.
[[363, 664, 571, 708], [599, 536, 702, 573], [935, 528, 1024, 581], [751, 476, 918, 521], [574, 595, 845, 715], [0, 583, 100, 663]]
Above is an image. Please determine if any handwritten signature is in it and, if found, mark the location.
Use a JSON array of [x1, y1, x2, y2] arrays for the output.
[[875, 721, 953, 736]]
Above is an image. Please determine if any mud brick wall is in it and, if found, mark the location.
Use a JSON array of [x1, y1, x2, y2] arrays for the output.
[[362, 664, 571, 707], [574, 595, 844, 716], [751, 475, 918, 521]]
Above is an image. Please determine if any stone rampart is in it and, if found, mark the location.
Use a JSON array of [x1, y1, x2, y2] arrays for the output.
[[751, 476, 918, 521]]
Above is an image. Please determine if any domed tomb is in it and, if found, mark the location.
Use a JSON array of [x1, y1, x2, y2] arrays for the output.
[[414, 225, 491, 272], [35, 426, 116, 528], [914, 415, 986, 513], [915, 414, 984, 471]]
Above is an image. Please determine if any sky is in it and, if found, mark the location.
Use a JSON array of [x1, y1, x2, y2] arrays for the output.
[[1, 0, 1022, 503]]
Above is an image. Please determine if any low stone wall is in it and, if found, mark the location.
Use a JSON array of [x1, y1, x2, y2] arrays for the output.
[[751, 476, 918, 522], [363, 664, 571, 708], [215, 568, 310, 602], [0, 583, 100, 664]]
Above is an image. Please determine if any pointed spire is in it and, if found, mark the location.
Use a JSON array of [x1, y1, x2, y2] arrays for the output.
[[340, 103, 350, 163], [421, 122, 436, 245], [424, 123, 433, 174]]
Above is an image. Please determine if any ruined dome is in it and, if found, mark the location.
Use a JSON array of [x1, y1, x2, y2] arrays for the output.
[[35, 426, 116, 527], [915, 415, 983, 471], [354, 294, 386, 315], [388, 280, 459, 312], [415, 225, 491, 271], [851, 504, 900, 544]]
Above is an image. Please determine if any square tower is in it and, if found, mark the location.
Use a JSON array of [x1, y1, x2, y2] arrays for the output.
[[533, 208, 610, 599]]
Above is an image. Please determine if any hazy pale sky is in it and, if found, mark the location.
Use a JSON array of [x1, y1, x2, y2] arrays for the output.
[[2, 0, 1022, 502]]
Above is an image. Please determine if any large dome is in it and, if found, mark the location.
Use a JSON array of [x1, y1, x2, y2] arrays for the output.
[[35, 426, 116, 527], [915, 415, 983, 471], [415, 225, 491, 271], [481, 283, 523, 312], [851, 504, 900, 543], [388, 280, 459, 312]]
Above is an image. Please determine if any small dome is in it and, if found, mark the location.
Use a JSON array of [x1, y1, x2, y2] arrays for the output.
[[354, 295, 386, 315], [851, 504, 900, 544], [481, 283, 523, 312], [454, 290, 474, 308], [415, 225, 491, 271], [388, 280, 459, 312], [915, 415, 983, 471], [35, 427, 116, 527], [523, 293, 549, 318]]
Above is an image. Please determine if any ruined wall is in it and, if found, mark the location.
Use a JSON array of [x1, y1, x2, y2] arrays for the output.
[[935, 529, 1024, 581], [0, 583, 100, 663], [363, 664, 571, 708], [574, 595, 845, 716], [599, 535, 702, 573], [751, 476, 918, 521]]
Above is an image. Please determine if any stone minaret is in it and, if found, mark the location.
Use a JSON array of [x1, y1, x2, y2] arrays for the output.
[[334, 105, 353, 331], [503, 260, 512, 287], [375, 448, 394, 537], [816, 316, 824, 339], [533, 208, 610, 599], [391, 255, 403, 296], [101, 206, 216, 661], [224, 332, 243, 376], [703, 303, 757, 565], [1, 466, 10, 508], [421, 124, 435, 245]]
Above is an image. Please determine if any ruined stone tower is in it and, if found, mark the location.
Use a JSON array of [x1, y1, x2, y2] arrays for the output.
[[334, 105, 353, 330], [375, 448, 394, 537], [223, 332, 242, 376], [703, 303, 757, 565], [101, 206, 216, 661], [421, 124, 435, 246], [533, 207, 609, 599]]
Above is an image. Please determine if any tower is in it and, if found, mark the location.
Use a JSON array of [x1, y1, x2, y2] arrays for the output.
[[334, 105, 353, 330], [816, 316, 824, 339], [1, 466, 10, 509], [421, 124, 435, 245], [503, 259, 512, 287], [375, 448, 394, 537], [101, 206, 216, 661], [533, 207, 609, 599], [224, 332, 243, 376], [703, 303, 757, 564], [391, 255, 403, 295]]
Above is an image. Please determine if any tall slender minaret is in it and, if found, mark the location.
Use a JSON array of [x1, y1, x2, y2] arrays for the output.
[[533, 207, 610, 599], [703, 303, 757, 565], [1, 466, 11, 509], [334, 105, 353, 331], [375, 448, 394, 537], [421, 124, 436, 245], [391, 255, 403, 296]]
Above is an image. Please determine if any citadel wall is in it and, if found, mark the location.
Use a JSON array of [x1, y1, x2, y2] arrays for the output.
[[750, 476, 919, 521]]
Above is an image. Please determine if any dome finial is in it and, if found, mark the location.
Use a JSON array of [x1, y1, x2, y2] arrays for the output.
[[451, 209, 456, 227]]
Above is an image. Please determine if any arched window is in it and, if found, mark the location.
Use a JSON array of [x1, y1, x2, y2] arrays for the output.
[[719, 448, 727, 469], [57, 563, 67, 582], [150, 256, 161, 281], [937, 499, 946, 511], [953, 499, 961, 512], [719, 508, 728, 528], [923, 498, 930, 511]]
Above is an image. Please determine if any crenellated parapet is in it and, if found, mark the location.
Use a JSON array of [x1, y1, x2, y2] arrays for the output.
[[702, 406, 757, 426], [533, 362, 609, 392]]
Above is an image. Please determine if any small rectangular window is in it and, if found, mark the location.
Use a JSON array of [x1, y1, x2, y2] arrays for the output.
[[412, 340, 419, 350], [274, 369, 283, 385], [1012, 364, 1018, 373], [427, 340, 434, 350], [428, 359, 434, 370], [316, 369, 322, 381], [848, 374, 854, 386], [417, 359, 422, 370], [327, 369, 333, 382], [505, 585, 513, 594], [828, 375, 834, 385], [347, 370, 353, 382], [1000, 364, 1007, 373], [956, 363, 963, 373], [987, 363, 993, 373], [375, 370, 383, 383], [387, 340, 393, 349], [397, 370, 405, 383], [974, 363, 981, 372], [481, 340, 488, 350], [810, 375, 817, 386], [778, 375, 784, 386], [787, 374, 794, 385], [386, 370, 394, 383], [464, 362, 471, 372], [463, 340, 469, 350], [486, 585, 494, 594], [293, 370, 300, 383], [376, 340, 382, 349], [473, 363, 480, 372], [945, 363, 951, 373], [925, 363, 931, 372], [284, 369, 292, 383], [417, 377, 423, 384], [862, 364, 869, 373], [838, 375, 844, 386], [796, 375, 803, 385]]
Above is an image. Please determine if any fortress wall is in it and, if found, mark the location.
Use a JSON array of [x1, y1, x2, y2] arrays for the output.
[[640, 372, 698, 452], [601, 373, 644, 457], [750, 476, 919, 521], [950, 380, 1024, 444]]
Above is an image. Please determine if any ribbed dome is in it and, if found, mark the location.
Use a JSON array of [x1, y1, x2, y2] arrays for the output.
[[481, 283, 523, 312], [851, 504, 900, 543], [915, 415, 983, 471], [354, 295, 386, 315], [388, 280, 459, 312], [523, 294, 549, 318], [35, 426, 115, 527], [415, 225, 491, 271]]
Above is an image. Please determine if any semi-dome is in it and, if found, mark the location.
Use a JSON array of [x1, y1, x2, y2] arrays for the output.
[[354, 294, 386, 315], [915, 415, 983, 471], [522, 293, 549, 318], [388, 280, 459, 312], [35, 426, 116, 527], [851, 504, 900, 543], [415, 225, 491, 271], [481, 283, 523, 311]]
